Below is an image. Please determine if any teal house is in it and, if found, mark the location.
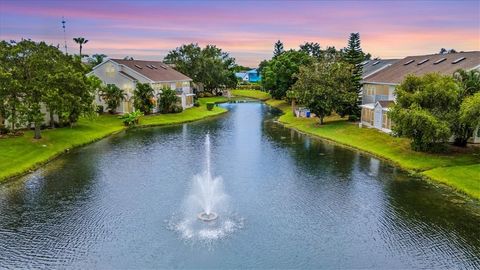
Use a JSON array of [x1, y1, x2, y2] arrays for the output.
[[235, 68, 261, 83]]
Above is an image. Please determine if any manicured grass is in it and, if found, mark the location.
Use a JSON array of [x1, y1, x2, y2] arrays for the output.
[[265, 99, 480, 199], [0, 97, 229, 182], [231, 89, 271, 100], [423, 165, 480, 199], [0, 115, 124, 181], [140, 97, 228, 127]]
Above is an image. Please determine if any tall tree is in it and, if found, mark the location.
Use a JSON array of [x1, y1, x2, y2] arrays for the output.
[[133, 83, 155, 114], [299, 42, 322, 58], [73, 37, 88, 58], [451, 69, 480, 146], [341, 32, 365, 118], [273, 40, 284, 57], [292, 60, 354, 124], [460, 92, 480, 134], [0, 41, 25, 132], [164, 43, 237, 93], [389, 74, 460, 152], [261, 50, 312, 99]]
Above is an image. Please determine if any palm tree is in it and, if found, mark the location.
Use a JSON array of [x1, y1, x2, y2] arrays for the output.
[[133, 83, 155, 114], [454, 69, 480, 97], [73, 37, 88, 58], [89, 53, 107, 66], [99, 84, 126, 114]]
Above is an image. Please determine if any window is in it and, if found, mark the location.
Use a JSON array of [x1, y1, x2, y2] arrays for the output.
[[403, 59, 414, 65], [434, 58, 446, 65], [417, 59, 429, 65], [452, 57, 466, 64]]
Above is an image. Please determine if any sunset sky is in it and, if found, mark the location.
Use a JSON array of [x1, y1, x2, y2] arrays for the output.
[[1, 0, 479, 66]]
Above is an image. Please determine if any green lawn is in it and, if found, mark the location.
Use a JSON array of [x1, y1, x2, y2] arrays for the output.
[[140, 97, 228, 127], [423, 165, 480, 199], [0, 97, 229, 182], [0, 115, 124, 181], [231, 89, 271, 100], [265, 99, 480, 199]]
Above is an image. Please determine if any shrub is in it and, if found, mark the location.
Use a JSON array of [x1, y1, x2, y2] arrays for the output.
[[194, 100, 200, 107], [133, 83, 155, 114], [158, 87, 180, 113], [0, 126, 9, 135], [119, 110, 143, 127], [206, 102, 215, 111], [348, 115, 359, 122], [96, 105, 104, 114]]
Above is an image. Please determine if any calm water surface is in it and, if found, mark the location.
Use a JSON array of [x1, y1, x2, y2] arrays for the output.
[[0, 103, 479, 269]]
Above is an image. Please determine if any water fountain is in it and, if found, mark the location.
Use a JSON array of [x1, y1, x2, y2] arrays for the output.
[[191, 134, 224, 222], [170, 133, 242, 241]]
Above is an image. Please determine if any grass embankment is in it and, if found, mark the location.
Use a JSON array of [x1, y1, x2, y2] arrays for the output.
[[265, 99, 480, 199], [0, 97, 229, 182], [231, 89, 271, 100], [140, 97, 228, 127]]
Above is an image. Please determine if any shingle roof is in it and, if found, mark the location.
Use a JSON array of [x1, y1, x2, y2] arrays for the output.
[[111, 59, 192, 82], [363, 51, 480, 84], [362, 59, 399, 79]]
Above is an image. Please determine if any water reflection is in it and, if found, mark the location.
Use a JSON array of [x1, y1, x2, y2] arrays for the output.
[[0, 102, 478, 269]]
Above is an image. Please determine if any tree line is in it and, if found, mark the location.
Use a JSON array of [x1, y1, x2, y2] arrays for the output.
[[0, 39, 100, 139], [390, 70, 480, 152], [261, 33, 370, 121]]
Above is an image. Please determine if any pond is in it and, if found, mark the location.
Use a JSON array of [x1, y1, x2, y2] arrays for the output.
[[0, 103, 479, 269]]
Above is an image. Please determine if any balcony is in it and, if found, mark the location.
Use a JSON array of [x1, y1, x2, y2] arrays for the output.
[[362, 94, 390, 104]]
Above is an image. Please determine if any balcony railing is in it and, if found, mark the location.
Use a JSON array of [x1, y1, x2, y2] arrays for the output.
[[362, 94, 390, 104]]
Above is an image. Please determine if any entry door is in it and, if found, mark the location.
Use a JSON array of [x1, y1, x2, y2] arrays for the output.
[[374, 107, 383, 128]]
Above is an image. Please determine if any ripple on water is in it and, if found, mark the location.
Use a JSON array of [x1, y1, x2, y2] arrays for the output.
[[168, 213, 244, 244]]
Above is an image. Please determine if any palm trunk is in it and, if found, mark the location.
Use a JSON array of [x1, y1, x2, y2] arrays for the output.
[[319, 115, 324, 125], [79, 45, 82, 58]]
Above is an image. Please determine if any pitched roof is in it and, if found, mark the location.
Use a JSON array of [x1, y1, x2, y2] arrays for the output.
[[362, 59, 399, 79], [377, 100, 395, 108], [111, 59, 192, 82], [363, 51, 480, 85]]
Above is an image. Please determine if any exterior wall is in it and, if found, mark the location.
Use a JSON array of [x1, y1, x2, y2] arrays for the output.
[[90, 61, 138, 114], [382, 111, 392, 130], [361, 107, 374, 126], [362, 83, 396, 104], [90, 61, 193, 113]]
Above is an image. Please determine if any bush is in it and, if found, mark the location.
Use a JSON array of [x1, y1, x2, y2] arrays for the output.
[[96, 105, 104, 113], [193, 100, 200, 107], [171, 105, 183, 113], [119, 110, 143, 127], [206, 102, 215, 111], [158, 87, 180, 113], [0, 126, 9, 135], [348, 115, 359, 122]]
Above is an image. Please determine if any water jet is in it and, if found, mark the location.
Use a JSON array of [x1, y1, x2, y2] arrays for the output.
[[197, 211, 218, 221]]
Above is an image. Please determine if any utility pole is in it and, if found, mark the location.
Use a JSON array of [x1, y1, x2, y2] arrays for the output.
[[62, 16, 67, 54]]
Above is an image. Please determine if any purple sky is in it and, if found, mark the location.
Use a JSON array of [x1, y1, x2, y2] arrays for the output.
[[1, 0, 479, 66]]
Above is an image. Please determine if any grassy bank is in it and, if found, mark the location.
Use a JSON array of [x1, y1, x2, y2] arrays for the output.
[[265, 99, 480, 199], [231, 89, 271, 100], [0, 97, 228, 182]]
